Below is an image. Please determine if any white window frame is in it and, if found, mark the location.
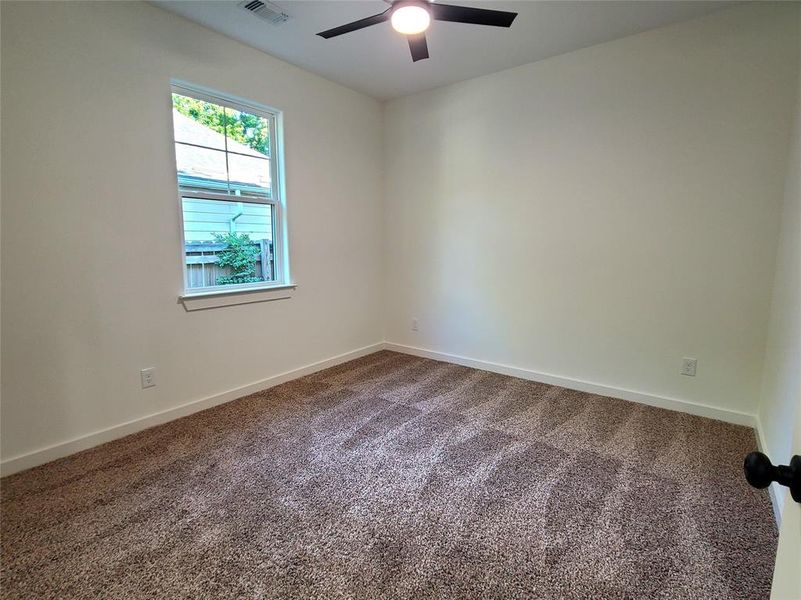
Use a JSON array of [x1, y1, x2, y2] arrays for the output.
[[171, 82, 292, 300]]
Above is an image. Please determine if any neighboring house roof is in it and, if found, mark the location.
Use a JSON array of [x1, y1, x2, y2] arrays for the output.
[[173, 109, 271, 193]]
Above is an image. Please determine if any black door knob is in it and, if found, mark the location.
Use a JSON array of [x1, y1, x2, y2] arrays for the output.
[[743, 452, 801, 503]]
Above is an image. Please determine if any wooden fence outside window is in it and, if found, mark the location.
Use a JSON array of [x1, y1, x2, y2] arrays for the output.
[[185, 239, 273, 289]]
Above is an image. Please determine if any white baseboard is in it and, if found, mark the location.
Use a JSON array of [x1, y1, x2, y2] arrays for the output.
[[0, 343, 385, 478], [1, 340, 764, 485], [384, 342, 758, 428], [753, 415, 783, 527]]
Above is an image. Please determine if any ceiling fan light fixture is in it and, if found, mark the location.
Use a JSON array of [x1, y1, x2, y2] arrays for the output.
[[316, 1, 517, 63], [391, 4, 431, 35]]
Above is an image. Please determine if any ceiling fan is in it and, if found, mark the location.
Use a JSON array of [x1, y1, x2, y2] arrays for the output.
[[316, 1, 518, 63]]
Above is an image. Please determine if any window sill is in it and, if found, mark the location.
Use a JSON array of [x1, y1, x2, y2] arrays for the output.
[[180, 283, 296, 311]]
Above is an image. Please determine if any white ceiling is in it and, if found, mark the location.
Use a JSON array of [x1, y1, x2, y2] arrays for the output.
[[152, 0, 740, 100]]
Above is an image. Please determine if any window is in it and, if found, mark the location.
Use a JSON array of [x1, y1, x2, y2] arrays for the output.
[[171, 83, 289, 296]]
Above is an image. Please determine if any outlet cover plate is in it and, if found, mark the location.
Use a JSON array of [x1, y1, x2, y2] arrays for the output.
[[140, 367, 156, 389]]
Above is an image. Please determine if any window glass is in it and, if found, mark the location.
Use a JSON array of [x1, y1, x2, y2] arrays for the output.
[[171, 86, 285, 293]]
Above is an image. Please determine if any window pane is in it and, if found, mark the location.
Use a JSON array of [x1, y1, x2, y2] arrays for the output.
[[227, 107, 271, 158], [227, 153, 271, 197], [172, 94, 227, 150], [183, 198, 275, 289], [172, 94, 273, 197], [174, 144, 229, 192]]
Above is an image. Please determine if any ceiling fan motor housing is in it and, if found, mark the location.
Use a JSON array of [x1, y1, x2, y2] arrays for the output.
[[390, 0, 431, 12]]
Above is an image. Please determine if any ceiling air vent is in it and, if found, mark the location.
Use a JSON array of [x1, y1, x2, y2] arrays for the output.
[[237, 0, 290, 25]]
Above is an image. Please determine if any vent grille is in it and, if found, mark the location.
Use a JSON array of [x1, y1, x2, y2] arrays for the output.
[[237, 0, 290, 25]]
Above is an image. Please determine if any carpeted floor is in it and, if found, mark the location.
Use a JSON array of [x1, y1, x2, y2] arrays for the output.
[[1, 351, 777, 599]]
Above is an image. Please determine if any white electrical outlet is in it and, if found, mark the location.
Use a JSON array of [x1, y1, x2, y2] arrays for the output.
[[140, 367, 157, 389], [411, 318, 419, 331], [680, 358, 697, 377]]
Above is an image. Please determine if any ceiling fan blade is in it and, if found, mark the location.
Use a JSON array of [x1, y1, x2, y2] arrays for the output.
[[429, 3, 517, 27], [316, 9, 391, 39], [408, 33, 429, 62]]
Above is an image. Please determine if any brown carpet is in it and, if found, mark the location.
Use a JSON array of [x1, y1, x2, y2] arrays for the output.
[[1, 351, 777, 599]]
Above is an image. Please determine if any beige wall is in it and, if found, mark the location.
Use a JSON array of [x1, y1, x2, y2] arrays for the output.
[[383, 3, 800, 418], [0, 1, 384, 464]]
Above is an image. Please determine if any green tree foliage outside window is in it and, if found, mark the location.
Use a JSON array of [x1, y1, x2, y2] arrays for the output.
[[213, 233, 262, 285], [173, 94, 270, 156]]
